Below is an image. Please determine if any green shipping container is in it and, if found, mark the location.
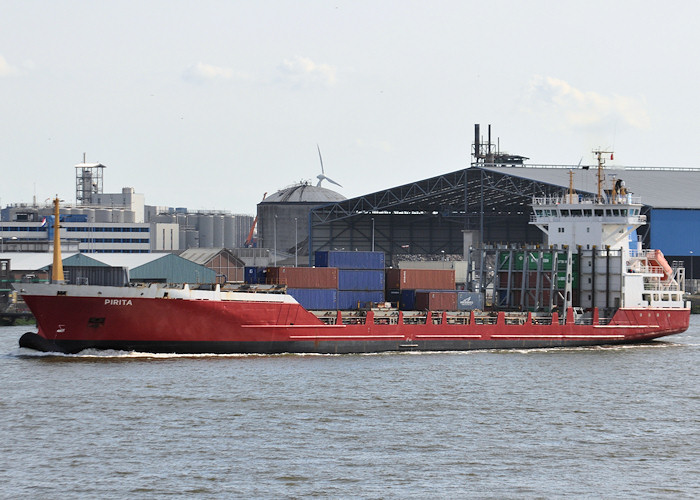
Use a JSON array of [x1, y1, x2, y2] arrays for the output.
[[556, 271, 579, 289], [498, 252, 525, 271], [500, 251, 578, 273]]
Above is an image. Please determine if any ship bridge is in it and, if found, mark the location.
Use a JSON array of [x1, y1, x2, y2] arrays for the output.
[[530, 194, 646, 251]]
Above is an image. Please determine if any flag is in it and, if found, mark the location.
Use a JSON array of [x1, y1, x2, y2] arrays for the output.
[[40, 217, 47, 227], [610, 153, 614, 160]]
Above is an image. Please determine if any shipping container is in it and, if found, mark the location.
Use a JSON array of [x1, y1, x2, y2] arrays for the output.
[[397, 261, 454, 270], [498, 251, 579, 272], [457, 291, 484, 311], [386, 289, 401, 305], [338, 290, 385, 310], [244, 266, 269, 284], [315, 250, 385, 270], [498, 270, 578, 290], [415, 290, 458, 310], [287, 288, 338, 310], [244, 266, 259, 284], [266, 267, 338, 289], [398, 260, 468, 283], [386, 268, 455, 290], [399, 289, 416, 310], [338, 269, 385, 291]]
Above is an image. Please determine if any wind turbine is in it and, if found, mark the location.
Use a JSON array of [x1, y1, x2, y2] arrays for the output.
[[316, 144, 342, 188]]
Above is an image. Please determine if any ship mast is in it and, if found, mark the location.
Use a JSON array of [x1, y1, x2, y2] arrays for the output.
[[593, 149, 613, 202], [51, 195, 64, 283], [568, 169, 576, 203]]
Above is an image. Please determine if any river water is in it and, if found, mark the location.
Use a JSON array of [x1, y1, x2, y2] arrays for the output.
[[1, 319, 698, 499]]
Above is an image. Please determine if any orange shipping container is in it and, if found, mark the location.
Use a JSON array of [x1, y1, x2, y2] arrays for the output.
[[414, 291, 458, 310], [266, 267, 339, 289], [385, 269, 455, 290]]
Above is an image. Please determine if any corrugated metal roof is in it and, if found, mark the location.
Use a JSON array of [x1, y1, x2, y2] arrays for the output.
[[481, 165, 700, 209], [127, 253, 215, 284], [180, 248, 246, 267], [84, 253, 173, 268], [0, 252, 78, 271], [62, 253, 108, 267], [0, 252, 214, 283], [180, 248, 224, 265]]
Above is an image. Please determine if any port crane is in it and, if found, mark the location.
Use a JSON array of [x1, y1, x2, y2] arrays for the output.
[[244, 192, 266, 247]]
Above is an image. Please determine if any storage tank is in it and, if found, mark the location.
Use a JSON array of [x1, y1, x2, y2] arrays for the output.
[[179, 230, 187, 250], [258, 183, 345, 255], [112, 210, 124, 223], [224, 215, 236, 249], [123, 210, 136, 223], [186, 230, 200, 248], [198, 215, 214, 248], [213, 215, 224, 248], [84, 208, 95, 223], [95, 209, 110, 223]]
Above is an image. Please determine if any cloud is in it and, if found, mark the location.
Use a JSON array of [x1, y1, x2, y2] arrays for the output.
[[182, 57, 337, 88], [182, 62, 250, 84], [0, 54, 21, 77], [277, 56, 337, 87], [523, 76, 650, 130]]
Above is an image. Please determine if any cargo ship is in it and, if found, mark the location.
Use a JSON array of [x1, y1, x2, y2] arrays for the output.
[[16, 161, 690, 354]]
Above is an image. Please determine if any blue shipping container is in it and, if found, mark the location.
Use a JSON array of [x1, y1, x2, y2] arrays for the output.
[[244, 267, 257, 284], [338, 269, 385, 291], [315, 251, 385, 270], [287, 288, 338, 310], [244, 266, 267, 284], [338, 291, 385, 310], [399, 289, 416, 310]]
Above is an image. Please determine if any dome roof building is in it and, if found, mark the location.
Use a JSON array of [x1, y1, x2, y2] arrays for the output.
[[257, 182, 345, 263], [262, 183, 346, 204]]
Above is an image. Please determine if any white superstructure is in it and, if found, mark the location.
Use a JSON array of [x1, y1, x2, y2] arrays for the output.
[[530, 153, 685, 310]]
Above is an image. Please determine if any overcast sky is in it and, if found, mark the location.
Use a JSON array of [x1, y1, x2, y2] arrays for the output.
[[2, 1, 698, 214]]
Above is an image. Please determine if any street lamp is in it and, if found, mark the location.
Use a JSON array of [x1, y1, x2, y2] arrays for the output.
[[273, 214, 278, 267], [690, 250, 694, 293]]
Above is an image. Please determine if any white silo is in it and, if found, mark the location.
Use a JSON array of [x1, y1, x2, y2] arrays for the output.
[[95, 209, 110, 223], [112, 209, 125, 223]]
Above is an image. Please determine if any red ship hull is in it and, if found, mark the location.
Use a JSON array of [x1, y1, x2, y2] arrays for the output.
[[17, 285, 690, 354]]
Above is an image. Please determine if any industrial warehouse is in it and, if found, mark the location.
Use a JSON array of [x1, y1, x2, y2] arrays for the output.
[[260, 126, 700, 283], [1, 125, 699, 310]]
